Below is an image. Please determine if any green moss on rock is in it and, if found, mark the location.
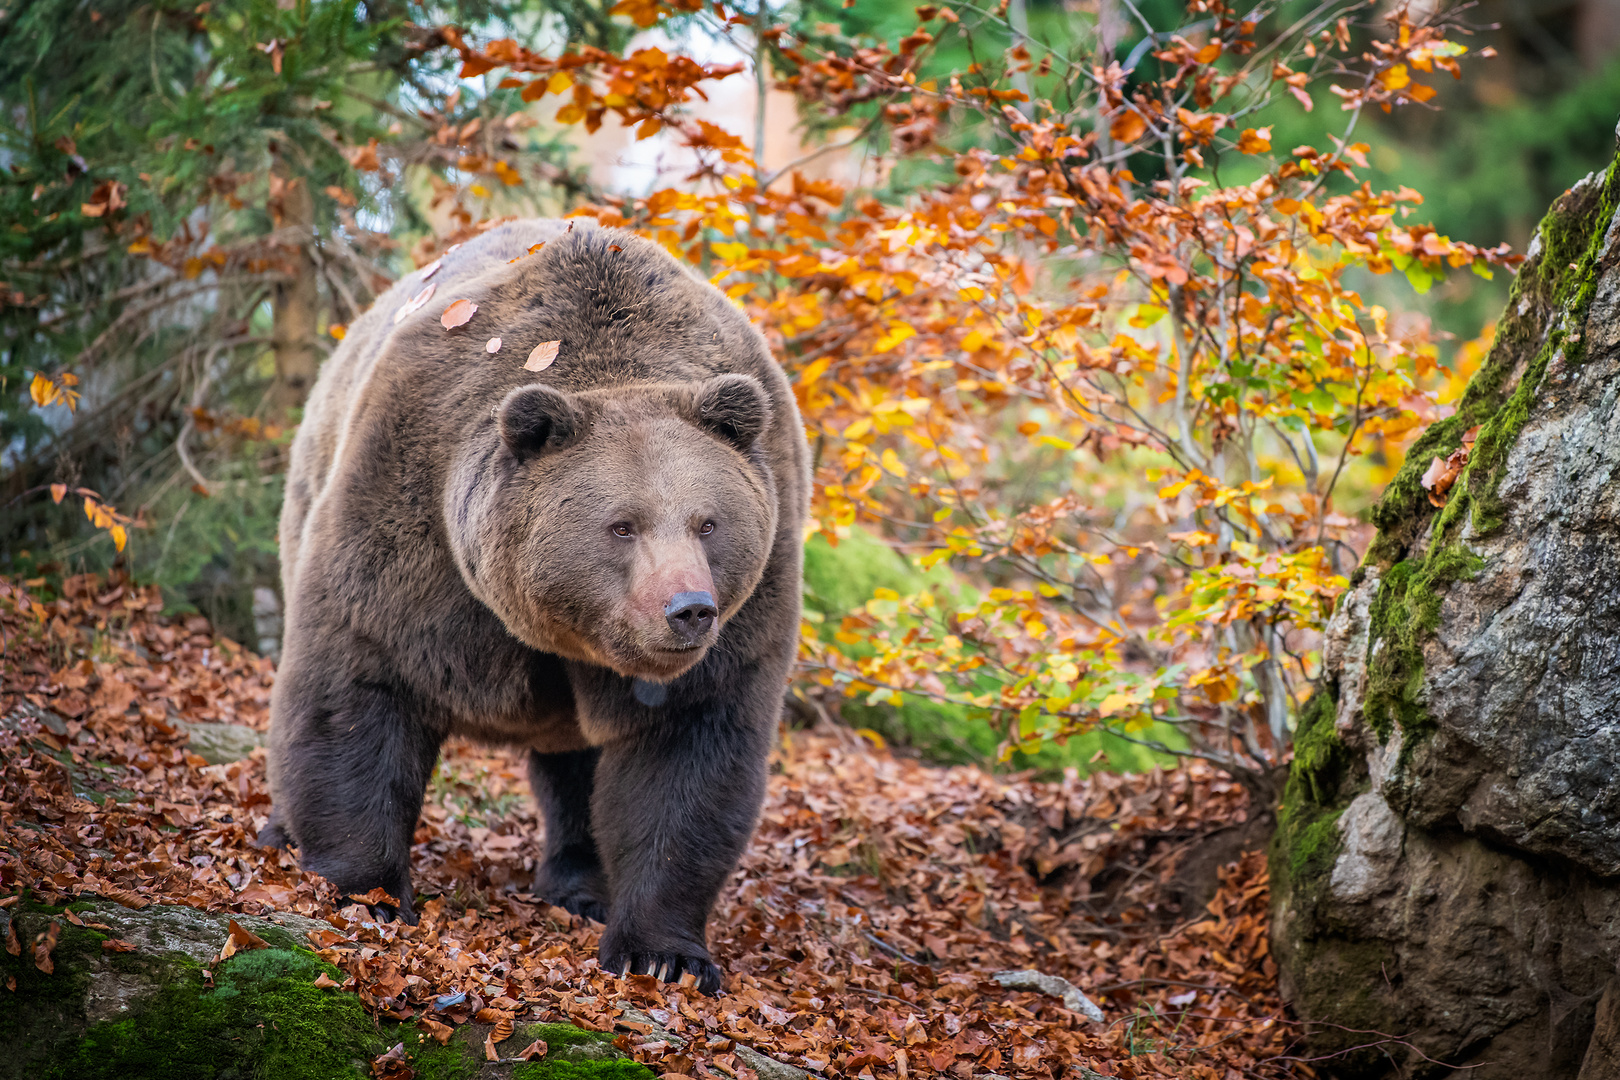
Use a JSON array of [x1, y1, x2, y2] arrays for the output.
[[1356, 156, 1620, 751], [1272, 690, 1354, 900], [59, 947, 387, 1080]]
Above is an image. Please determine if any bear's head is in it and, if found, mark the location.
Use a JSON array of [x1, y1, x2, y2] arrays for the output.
[[447, 374, 777, 683]]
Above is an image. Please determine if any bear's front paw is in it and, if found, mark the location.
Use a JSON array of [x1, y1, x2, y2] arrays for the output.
[[534, 864, 610, 924], [601, 947, 724, 996]]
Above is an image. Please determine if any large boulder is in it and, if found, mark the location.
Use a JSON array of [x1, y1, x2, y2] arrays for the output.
[[1271, 123, 1620, 1075]]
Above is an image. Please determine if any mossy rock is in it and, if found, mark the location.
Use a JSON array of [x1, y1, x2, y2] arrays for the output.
[[0, 899, 650, 1080]]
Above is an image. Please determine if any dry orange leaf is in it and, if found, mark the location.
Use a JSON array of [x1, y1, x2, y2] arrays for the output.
[[33, 921, 59, 974], [218, 918, 269, 963], [370, 1042, 414, 1080], [417, 1017, 454, 1045], [393, 283, 436, 325], [313, 972, 342, 988], [516, 1039, 548, 1061], [101, 938, 139, 954], [420, 258, 442, 279], [441, 298, 478, 330], [1109, 109, 1147, 143], [525, 340, 560, 372]]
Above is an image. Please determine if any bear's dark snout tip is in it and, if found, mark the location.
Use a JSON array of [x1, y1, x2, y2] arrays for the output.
[[664, 590, 718, 643]]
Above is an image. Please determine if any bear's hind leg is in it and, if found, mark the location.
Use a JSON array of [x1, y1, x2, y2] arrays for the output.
[[528, 748, 609, 922], [268, 679, 441, 923]]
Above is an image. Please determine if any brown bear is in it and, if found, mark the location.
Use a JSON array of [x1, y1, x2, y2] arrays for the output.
[[261, 219, 807, 994]]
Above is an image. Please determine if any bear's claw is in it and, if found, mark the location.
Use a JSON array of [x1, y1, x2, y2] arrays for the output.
[[608, 950, 724, 996]]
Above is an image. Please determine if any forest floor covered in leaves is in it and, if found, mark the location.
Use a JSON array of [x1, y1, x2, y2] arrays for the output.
[[0, 574, 1308, 1078]]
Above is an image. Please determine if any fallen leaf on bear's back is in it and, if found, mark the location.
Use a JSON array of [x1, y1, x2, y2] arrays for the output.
[[486, 337, 502, 354], [394, 282, 436, 325], [525, 340, 560, 372], [420, 258, 441, 279], [441, 298, 478, 330], [218, 917, 269, 962]]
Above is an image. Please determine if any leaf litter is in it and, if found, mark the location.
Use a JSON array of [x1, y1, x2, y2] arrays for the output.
[[0, 572, 1301, 1076]]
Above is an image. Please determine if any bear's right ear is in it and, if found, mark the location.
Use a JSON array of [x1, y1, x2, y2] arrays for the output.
[[498, 384, 586, 461]]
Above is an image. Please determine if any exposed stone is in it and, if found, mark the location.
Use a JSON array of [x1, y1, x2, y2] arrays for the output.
[[174, 719, 266, 764], [990, 969, 1105, 1023], [1271, 121, 1620, 1075]]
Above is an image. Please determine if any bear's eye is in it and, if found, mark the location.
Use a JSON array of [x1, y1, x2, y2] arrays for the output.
[[611, 523, 635, 539], [699, 521, 715, 536]]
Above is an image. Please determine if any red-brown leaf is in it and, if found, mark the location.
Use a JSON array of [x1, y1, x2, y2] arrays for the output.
[[441, 298, 478, 330]]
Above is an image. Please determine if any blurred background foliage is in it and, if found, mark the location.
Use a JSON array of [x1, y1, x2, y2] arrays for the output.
[[5, 0, 1618, 776]]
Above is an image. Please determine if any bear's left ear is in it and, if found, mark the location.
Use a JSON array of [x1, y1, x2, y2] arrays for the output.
[[692, 373, 770, 450]]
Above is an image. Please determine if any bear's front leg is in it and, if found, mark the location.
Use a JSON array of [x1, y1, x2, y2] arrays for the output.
[[265, 674, 443, 923], [528, 747, 609, 922], [590, 705, 770, 995]]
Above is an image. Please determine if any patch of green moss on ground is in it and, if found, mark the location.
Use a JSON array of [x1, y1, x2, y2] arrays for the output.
[[408, 1040, 480, 1080], [504, 1023, 652, 1080], [1356, 156, 1620, 750], [58, 946, 388, 1080]]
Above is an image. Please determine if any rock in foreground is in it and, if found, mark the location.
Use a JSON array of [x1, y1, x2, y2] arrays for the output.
[[0, 898, 650, 1080]]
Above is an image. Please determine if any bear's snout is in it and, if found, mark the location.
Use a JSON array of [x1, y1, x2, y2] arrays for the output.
[[664, 591, 718, 644]]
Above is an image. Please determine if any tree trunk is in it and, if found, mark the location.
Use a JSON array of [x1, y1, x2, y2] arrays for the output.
[[270, 165, 319, 418], [1271, 117, 1620, 1076]]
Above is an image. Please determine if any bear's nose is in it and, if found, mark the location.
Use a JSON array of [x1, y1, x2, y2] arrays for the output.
[[665, 591, 718, 644]]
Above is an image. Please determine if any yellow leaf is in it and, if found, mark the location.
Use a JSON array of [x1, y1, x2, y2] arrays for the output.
[[29, 373, 57, 408], [110, 525, 127, 552], [880, 448, 908, 478], [874, 321, 916, 353], [854, 728, 887, 749], [329, 324, 347, 340], [1378, 64, 1410, 90], [1097, 692, 1134, 716], [959, 327, 991, 352], [49, 483, 66, 504], [547, 71, 574, 95]]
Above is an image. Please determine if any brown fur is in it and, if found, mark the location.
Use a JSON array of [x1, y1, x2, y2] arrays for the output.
[[263, 220, 808, 992]]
